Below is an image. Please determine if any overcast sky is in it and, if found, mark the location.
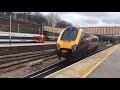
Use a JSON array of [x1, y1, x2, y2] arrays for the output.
[[40, 12, 120, 27]]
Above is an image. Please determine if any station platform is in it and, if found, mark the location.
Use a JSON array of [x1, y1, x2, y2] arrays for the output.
[[0, 41, 56, 56], [45, 44, 120, 78], [0, 41, 56, 47]]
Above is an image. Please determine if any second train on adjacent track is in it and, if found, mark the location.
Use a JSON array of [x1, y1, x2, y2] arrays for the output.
[[0, 31, 45, 43]]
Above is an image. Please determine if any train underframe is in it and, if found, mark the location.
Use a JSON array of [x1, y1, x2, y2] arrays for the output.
[[56, 45, 98, 60]]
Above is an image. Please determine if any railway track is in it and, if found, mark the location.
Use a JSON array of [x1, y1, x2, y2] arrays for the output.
[[24, 43, 115, 78], [23, 60, 69, 78], [0, 50, 55, 63], [0, 49, 57, 73]]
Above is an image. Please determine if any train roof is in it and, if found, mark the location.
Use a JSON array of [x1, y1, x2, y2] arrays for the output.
[[92, 35, 99, 38], [0, 31, 44, 37], [64, 26, 80, 30]]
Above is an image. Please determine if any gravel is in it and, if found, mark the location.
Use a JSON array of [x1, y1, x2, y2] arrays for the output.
[[0, 57, 63, 78]]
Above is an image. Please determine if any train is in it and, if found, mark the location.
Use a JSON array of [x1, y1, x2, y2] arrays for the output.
[[0, 31, 45, 43], [56, 26, 99, 59]]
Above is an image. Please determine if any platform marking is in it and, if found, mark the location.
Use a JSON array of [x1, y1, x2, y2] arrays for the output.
[[82, 45, 119, 78]]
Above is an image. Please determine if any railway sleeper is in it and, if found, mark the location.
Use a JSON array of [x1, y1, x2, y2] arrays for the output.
[[28, 60, 43, 72], [28, 60, 43, 67]]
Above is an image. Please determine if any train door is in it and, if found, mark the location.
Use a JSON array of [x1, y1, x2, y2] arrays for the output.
[[84, 33, 90, 46], [42, 36, 45, 43], [88, 36, 92, 50]]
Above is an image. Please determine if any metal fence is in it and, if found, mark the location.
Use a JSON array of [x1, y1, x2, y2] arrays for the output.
[[81, 27, 120, 35], [0, 23, 44, 35]]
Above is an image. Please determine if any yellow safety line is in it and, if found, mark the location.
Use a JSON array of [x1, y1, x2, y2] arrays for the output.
[[82, 45, 119, 78]]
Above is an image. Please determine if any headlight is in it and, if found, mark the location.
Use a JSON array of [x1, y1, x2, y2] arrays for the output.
[[72, 45, 77, 51], [56, 43, 60, 50]]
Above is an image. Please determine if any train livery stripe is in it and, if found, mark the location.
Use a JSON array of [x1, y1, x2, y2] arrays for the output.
[[0, 36, 37, 40], [0, 39, 42, 43], [0, 39, 37, 41], [0, 41, 38, 43]]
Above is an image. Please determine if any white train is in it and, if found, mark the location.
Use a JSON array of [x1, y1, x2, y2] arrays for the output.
[[0, 31, 45, 43]]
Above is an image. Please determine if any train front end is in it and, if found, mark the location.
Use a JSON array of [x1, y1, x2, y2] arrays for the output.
[[56, 26, 82, 59], [33, 35, 45, 43]]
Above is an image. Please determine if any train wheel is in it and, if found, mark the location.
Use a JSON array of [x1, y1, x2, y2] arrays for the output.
[[57, 54, 62, 60], [56, 50, 61, 60], [94, 46, 99, 52], [64, 55, 70, 60], [58, 56, 61, 60]]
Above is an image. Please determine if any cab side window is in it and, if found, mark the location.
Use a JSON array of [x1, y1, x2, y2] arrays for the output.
[[82, 33, 89, 40], [81, 32, 85, 42], [80, 32, 89, 44]]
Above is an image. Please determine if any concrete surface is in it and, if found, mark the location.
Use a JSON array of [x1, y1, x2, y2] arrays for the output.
[[0, 41, 56, 47], [87, 44, 120, 78]]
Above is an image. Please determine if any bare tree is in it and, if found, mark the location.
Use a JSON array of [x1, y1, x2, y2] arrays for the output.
[[56, 20, 72, 28], [0, 12, 5, 17], [45, 13, 61, 26]]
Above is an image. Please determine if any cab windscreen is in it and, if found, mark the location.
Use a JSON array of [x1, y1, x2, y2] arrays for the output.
[[60, 27, 78, 41]]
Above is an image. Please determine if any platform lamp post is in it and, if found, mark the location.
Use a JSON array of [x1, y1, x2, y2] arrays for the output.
[[42, 23, 44, 35], [39, 27, 40, 35], [53, 26, 54, 38], [9, 15, 12, 45], [41, 23, 44, 50], [18, 24, 19, 33]]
